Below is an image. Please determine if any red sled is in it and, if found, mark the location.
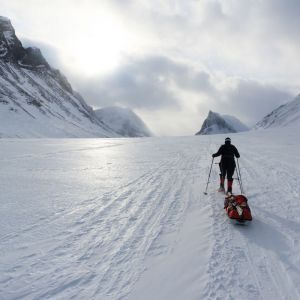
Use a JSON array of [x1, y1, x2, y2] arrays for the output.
[[224, 194, 252, 222]]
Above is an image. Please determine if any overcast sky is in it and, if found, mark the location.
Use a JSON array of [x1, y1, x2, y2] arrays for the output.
[[2, 0, 300, 135]]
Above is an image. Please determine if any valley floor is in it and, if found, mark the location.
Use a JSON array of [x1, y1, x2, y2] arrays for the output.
[[1, 129, 300, 299]]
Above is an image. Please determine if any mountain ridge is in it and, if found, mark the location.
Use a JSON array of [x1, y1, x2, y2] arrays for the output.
[[255, 95, 300, 129], [0, 16, 119, 138]]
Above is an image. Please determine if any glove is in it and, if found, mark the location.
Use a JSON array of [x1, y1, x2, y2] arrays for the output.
[[212, 154, 216, 158]]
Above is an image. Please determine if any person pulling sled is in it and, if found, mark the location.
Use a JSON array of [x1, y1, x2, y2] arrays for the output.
[[212, 137, 240, 194]]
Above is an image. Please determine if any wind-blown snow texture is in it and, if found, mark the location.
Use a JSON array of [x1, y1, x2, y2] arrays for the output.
[[95, 106, 152, 137], [1, 128, 300, 299], [255, 94, 300, 129], [0, 16, 118, 138], [196, 111, 248, 135]]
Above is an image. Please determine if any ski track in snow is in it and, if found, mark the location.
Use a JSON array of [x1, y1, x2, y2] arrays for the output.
[[1, 132, 300, 299], [0, 138, 206, 299]]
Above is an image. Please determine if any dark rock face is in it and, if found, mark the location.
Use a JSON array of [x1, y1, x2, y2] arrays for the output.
[[0, 16, 49, 68], [19, 47, 50, 68], [0, 17, 24, 59], [196, 111, 236, 135]]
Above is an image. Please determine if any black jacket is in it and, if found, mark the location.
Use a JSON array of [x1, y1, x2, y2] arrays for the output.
[[213, 144, 240, 166]]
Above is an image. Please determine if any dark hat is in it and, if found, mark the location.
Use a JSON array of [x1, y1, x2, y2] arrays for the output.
[[225, 137, 231, 143]]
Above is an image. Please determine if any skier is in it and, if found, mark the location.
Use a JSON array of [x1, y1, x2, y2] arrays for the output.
[[212, 137, 240, 193]]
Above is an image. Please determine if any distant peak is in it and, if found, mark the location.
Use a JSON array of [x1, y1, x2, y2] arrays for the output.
[[94, 106, 152, 137], [196, 110, 248, 135]]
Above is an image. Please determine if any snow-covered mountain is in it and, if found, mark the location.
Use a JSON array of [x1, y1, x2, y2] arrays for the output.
[[94, 106, 152, 137], [196, 110, 249, 135], [0, 16, 118, 138], [255, 94, 300, 129]]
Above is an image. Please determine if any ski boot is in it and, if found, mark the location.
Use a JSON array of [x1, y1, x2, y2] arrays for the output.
[[226, 179, 233, 195], [218, 176, 225, 193], [218, 184, 225, 193]]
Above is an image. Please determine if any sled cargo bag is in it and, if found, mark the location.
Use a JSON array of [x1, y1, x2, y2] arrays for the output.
[[224, 195, 252, 221]]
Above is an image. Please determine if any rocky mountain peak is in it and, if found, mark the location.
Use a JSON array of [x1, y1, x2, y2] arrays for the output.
[[0, 16, 22, 57], [196, 111, 249, 135], [0, 16, 14, 34], [196, 111, 235, 135], [0, 16, 49, 69]]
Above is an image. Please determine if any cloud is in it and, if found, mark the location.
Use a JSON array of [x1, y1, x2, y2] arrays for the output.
[[261, 0, 300, 41], [74, 56, 214, 111], [3, 0, 300, 86], [105, 0, 300, 86], [218, 79, 293, 126], [70, 55, 293, 134]]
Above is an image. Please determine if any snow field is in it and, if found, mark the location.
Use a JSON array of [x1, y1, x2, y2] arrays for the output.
[[1, 129, 300, 299], [0, 137, 211, 299]]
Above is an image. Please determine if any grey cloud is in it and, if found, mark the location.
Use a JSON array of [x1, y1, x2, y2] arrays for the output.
[[71, 55, 293, 129], [221, 80, 293, 126], [262, 0, 300, 39], [132, 56, 214, 93], [214, 0, 300, 45], [74, 56, 214, 110]]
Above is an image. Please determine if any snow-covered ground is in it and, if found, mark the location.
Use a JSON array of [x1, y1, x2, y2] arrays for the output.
[[1, 127, 300, 299]]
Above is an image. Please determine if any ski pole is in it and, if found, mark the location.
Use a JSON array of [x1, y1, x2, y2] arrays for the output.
[[204, 157, 214, 195], [235, 166, 242, 194], [235, 158, 241, 193], [236, 158, 244, 194]]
